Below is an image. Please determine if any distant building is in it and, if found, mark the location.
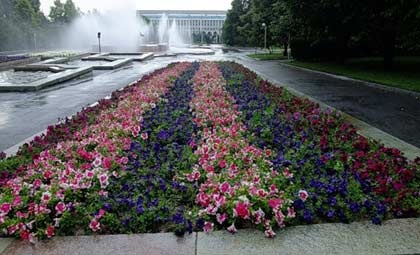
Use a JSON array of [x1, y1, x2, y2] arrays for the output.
[[137, 10, 227, 44]]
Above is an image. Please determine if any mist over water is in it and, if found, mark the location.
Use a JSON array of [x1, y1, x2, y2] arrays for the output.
[[58, 4, 188, 52]]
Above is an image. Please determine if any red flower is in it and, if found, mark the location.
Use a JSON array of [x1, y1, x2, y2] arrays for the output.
[[102, 157, 112, 169], [45, 225, 55, 238], [218, 160, 227, 169], [234, 202, 250, 219], [20, 230, 30, 240]]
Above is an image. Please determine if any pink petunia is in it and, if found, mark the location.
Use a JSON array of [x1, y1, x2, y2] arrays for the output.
[[287, 207, 296, 218], [264, 227, 276, 238], [0, 203, 11, 214], [55, 202, 66, 215], [298, 190, 309, 201], [187, 170, 201, 182], [219, 181, 231, 194], [89, 219, 100, 232], [203, 221, 214, 233], [283, 167, 293, 179], [227, 223, 238, 234], [99, 174, 109, 189], [196, 192, 210, 207], [218, 160, 227, 169], [141, 132, 148, 140], [41, 192, 52, 204], [216, 213, 228, 224]]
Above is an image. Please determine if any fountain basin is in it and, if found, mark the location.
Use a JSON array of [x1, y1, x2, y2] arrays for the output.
[[0, 67, 93, 92]]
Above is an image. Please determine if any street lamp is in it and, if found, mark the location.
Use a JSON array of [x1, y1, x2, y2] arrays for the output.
[[97, 32, 102, 54], [261, 23, 267, 51], [33, 32, 37, 51]]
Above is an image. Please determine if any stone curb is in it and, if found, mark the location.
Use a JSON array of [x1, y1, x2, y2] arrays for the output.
[[237, 60, 420, 161], [1, 218, 419, 255], [280, 62, 420, 98]]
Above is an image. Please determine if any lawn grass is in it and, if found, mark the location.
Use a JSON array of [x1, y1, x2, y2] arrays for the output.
[[248, 49, 289, 61], [287, 57, 420, 93]]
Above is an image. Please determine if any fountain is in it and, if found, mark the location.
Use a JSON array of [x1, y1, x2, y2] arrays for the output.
[[59, 10, 188, 53]]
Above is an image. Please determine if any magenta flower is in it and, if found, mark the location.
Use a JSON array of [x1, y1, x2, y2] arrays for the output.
[[203, 221, 214, 233], [0, 203, 11, 214], [268, 198, 282, 210], [233, 202, 250, 219]]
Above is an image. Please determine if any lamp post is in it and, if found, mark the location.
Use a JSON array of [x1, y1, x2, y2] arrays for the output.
[[261, 23, 267, 51], [97, 32, 101, 54], [33, 32, 37, 51]]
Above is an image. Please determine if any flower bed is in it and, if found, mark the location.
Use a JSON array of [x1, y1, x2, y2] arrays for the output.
[[0, 61, 418, 242], [0, 55, 28, 64]]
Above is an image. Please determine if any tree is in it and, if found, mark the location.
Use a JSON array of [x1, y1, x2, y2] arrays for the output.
[[63, 0, 78, 23], [49, 0, 78, 24], [49, 0, 65, 23], [223, 0, 251, 46], [361, 0, 420, 69]]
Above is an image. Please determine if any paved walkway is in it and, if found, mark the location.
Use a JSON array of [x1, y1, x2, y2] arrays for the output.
[[1, 218, 419, 255], [235, 57, 420, 149]]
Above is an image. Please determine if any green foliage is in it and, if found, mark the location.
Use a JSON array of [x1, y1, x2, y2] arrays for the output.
[[247, 52, 287, 60], [0, 0, 80, 51], [224, 0, 420, 67], [49, 0, 79, 24], [223, 0, 251, 46]]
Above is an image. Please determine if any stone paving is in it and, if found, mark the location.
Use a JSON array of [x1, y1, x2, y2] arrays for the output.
[[1, 218, 419, 255]]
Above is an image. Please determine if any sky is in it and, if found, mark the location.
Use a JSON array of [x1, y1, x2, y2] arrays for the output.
[[40, 0, 233, 15]]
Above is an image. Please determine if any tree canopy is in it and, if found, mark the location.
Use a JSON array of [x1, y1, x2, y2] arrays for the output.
[[0, 0, 80, 51], [223, 0, 420, 67]]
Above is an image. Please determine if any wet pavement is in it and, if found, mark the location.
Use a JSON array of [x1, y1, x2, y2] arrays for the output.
[[235, 58, 420, 148], [0, 51, 419, 151]]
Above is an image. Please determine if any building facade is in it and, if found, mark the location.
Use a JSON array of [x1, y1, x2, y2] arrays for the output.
[[137, 10, 227, 44]]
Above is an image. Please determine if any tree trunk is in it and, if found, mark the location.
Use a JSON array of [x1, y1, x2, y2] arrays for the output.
[[336, 33, 349, 64], [383, 30, 396, 71], [283, 42, 288, 56]]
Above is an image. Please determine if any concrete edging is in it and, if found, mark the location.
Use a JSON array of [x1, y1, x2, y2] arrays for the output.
[[1, 218, 419, 255], [0, 66, 93, 92]]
